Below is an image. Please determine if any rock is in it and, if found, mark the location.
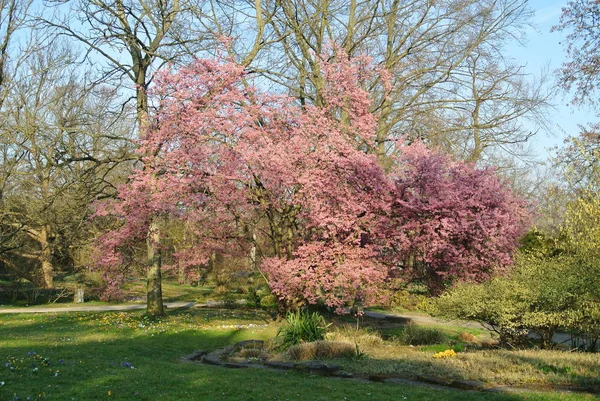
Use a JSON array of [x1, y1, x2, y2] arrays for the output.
[[234, 340, 264, 350], [417, 375, 451, 386], [368, 375, 390, 382], [181, 350, 208, 362], [297, 361, 341, 375], [263, 361, 296, 370]]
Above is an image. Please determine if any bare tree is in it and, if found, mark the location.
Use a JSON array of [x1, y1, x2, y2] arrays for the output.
[[1, 1, 31, 98], [245, 0, 551, 166], [0, 40, 135, 288]]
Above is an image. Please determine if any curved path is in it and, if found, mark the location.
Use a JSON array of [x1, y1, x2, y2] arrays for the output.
[[364, 310, 485, 329], [0, 301, 195, 314]]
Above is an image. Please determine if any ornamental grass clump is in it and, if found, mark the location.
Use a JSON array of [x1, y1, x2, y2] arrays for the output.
[[397, 325, 446, 346], [325, 324, 384, 347], [276, 310, 330, 350], [287, 340, 356, 361]]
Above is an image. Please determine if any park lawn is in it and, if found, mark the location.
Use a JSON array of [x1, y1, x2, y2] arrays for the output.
[[0, 309, 598, 401]]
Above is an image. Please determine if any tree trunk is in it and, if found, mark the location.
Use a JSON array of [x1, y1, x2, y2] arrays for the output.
[[136, 65, 165, 316], [39, 225, 54, 289], [146, 219, 165, 316]]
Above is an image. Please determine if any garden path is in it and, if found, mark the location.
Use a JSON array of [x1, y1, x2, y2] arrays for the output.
[[0, 301, 196, 314]]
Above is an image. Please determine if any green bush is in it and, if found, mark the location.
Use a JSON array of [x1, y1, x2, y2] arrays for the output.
[[386, 288, 429, 311], [396, 325, 446, 345], [259, 294, 277, 309], [432, 250, 600, 349], [276, 310, 330, 350]]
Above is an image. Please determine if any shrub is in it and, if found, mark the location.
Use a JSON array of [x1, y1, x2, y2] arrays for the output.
[[396, 325, 446, 345], [386, 288, 429, 311], [458, 332, 478, 343], [260, 294, 277, 309], [287, 340, 356, 361], [432, 251, 600, 349], [276, 310, 330, 350], [245, 284, 274, 308]]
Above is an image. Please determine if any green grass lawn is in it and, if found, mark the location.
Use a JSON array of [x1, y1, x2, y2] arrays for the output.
[[1, 308, 599, 401]]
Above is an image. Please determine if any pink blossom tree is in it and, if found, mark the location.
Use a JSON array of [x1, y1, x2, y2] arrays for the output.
[[386, 142, 531, 294], [94, 49, 530, 314], [94, 51, 393, 311]]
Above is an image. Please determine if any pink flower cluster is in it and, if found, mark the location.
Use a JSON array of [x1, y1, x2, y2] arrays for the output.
[[94, 49, 530, 312]]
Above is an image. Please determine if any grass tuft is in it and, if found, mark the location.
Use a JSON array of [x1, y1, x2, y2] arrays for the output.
[[395, 324, 447, 345], [325, 324, 384, 347], [287, 340, 357, 361]]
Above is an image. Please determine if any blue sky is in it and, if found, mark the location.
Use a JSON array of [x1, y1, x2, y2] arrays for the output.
[[510, 0, 596, 159]]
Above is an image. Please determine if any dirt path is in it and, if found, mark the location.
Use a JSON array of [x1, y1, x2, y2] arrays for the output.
[[364, 310, 581, 348], [364, 310, 485, 329], [0, 301, 196, 314]]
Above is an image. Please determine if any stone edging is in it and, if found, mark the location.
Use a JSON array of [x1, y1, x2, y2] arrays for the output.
[[180, 341, 489, 393], [181, 341, 600, 395]]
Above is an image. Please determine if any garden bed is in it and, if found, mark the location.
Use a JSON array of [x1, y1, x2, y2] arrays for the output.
[[184, 339, 600, 395]]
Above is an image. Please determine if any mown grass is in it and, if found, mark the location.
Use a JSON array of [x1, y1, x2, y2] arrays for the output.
[[1, 309, 599, 401]]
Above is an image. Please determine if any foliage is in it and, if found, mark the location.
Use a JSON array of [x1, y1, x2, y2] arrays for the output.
[[259, 294, 278, 309], [387, 143, 530, 293], [395, 325, 446, 346], [432, 247, 600, 349], [276, 310, 330, 350]]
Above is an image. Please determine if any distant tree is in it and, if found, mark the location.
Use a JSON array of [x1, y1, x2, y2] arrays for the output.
[[0, 42, 134, 288], [554, 0, 600, 106], [0, 0, 30, 102], [249, 0, 551, 166]]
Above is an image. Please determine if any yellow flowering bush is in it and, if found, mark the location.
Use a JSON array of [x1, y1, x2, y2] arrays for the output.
[[432, 349, 456, 359]]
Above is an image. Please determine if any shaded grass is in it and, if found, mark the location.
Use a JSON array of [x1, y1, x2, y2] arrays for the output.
[[0, 310, 597, 401]]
